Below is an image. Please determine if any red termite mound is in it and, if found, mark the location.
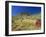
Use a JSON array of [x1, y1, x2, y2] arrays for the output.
[[35, 19, 41, 27]]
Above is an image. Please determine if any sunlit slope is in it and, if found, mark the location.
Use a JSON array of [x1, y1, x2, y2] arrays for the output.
[[12, 13, 41, 31]]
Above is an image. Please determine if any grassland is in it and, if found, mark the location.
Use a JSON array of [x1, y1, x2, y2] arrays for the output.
[[12, 13, 41, 31]]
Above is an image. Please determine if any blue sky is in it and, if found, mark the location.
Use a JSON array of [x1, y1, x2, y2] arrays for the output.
[[12, 6, 41, 16]]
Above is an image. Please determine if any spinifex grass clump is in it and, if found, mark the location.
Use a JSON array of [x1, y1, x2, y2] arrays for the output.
[[12, 13, 41, 31]]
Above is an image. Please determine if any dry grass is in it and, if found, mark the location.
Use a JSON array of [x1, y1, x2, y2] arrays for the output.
[[12, 13, 41, 31]]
